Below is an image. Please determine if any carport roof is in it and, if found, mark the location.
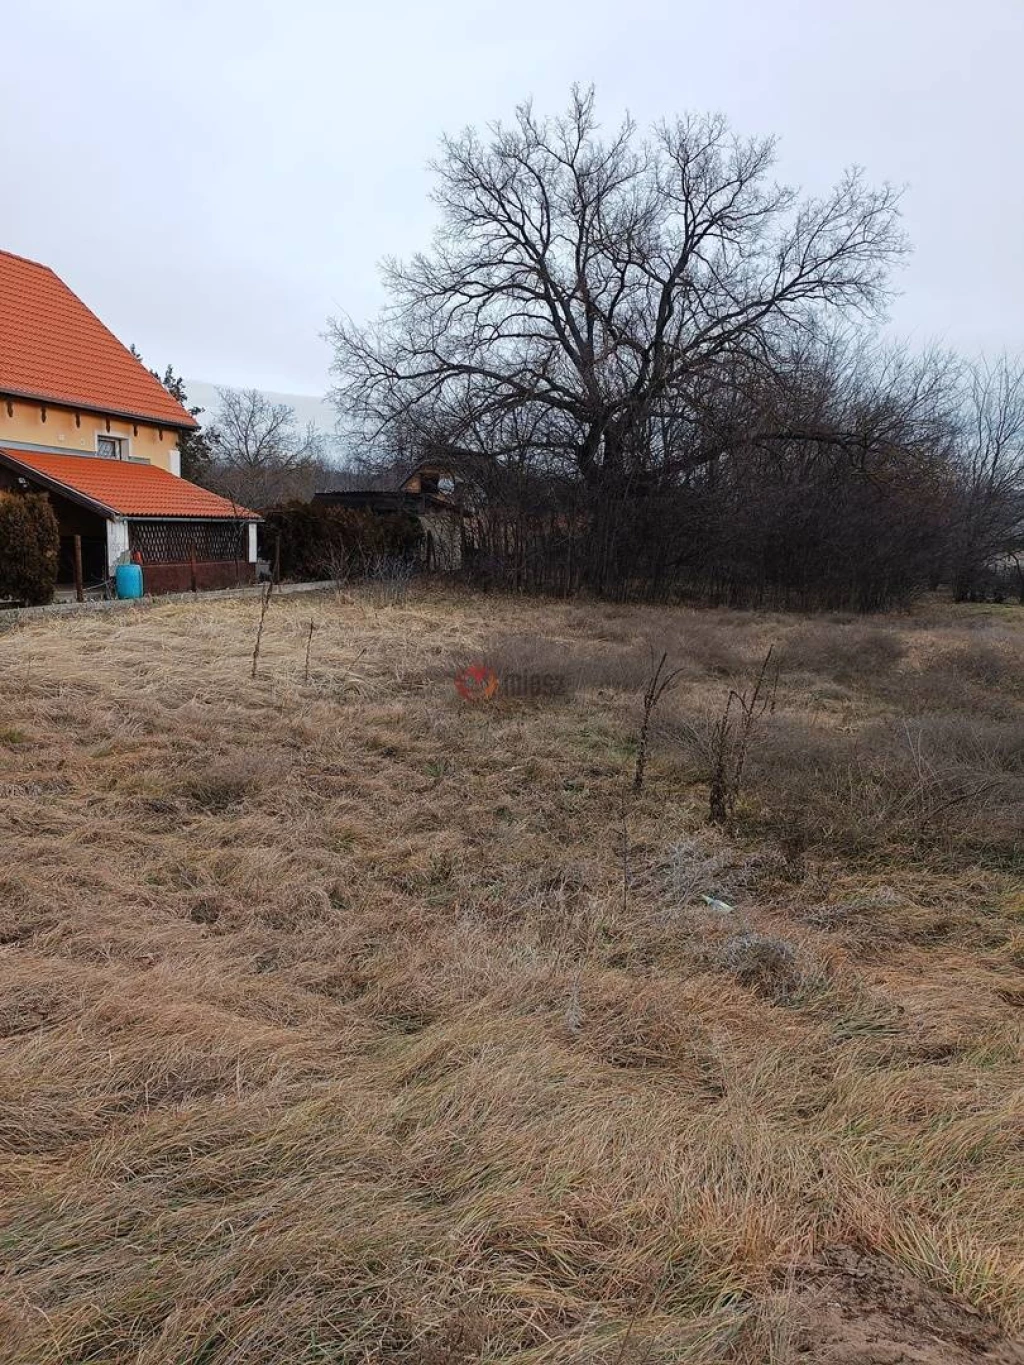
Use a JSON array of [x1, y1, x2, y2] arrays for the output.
[[0, 448, 260, 520]]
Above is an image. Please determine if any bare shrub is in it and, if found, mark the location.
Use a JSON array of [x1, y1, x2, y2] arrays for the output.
[[706, 647, 779, 823], [365, 554, 415, 607], [634, 652, 685, 793], [323, 545, 354, 591]]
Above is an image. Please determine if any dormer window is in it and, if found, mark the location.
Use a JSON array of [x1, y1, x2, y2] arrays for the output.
[[96, 435, 124, 460]]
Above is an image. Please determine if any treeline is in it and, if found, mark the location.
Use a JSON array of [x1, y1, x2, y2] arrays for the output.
[[328, 89, 1023, 610], [141, 364, 345, 508], [451, 347, 1023, 608]]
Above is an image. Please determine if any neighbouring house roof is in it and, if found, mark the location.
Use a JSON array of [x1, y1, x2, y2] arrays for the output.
[[0, 448, 259, 521], [317, 461, 469, 516], [315, 488, 464, 516], [0, 249, 199, 429]]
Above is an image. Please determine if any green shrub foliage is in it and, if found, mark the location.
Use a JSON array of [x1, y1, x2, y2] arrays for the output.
[[262, 501, 422, 581], [0, 492, 60, 605]]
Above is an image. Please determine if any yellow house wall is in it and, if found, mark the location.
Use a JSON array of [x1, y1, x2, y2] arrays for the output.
[[0, 397, 180, 472]]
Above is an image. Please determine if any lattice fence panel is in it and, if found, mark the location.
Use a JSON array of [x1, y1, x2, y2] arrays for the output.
[[129, 520, 246, 563]]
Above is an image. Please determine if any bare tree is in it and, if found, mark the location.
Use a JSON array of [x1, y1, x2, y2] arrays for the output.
[[329, 87, 906, 505], [948, 357, 1024, 599], [207, 388, 326, 509]]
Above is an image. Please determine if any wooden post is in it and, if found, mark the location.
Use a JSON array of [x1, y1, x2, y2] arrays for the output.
[[73, 535, 84, 603], [273, 534, 281, 585]]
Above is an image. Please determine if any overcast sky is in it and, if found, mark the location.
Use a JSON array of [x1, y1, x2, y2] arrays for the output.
[[2, 0, 1022, 406]]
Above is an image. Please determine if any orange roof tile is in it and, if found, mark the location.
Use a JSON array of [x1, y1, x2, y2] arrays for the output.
[[0, 448, 259, 520], [0, 249, 198, 429]]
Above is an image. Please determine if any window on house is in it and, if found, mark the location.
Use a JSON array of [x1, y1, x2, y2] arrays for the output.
[[96, 435, 124, 460]]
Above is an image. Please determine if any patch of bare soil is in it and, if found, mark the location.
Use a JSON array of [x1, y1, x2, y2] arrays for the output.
[[791, 1247, 1024, 1364]]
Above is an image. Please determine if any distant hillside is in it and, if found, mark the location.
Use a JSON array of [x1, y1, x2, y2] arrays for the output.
[[185, 380, 346, 454]]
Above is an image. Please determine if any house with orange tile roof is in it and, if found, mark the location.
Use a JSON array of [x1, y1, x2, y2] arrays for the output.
[[0, 249, 260, 594]]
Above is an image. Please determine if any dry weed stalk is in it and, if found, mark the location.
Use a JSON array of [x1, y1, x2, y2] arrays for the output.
[[619, 793, 630, 916], [708, 645, 779, 824], [304, 618, 316, 684], [250, 580, 273, 679], [633, 649, 685, 793]]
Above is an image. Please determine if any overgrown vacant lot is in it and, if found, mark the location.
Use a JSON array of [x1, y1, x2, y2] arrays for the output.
[[1, 588, 1022, 1364]]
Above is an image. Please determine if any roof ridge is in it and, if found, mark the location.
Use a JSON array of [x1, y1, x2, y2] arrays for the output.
[[0, 249, 198, 429], [0, 247, 54, 271]]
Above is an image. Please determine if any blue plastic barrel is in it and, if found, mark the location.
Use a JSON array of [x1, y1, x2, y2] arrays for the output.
[[115, 563, 144, 599]]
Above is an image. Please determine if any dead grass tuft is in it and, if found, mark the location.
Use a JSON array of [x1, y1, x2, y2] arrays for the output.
[[179, 751, 272, 812], [781, 619, 906, 682], [719, 932, 827, 1006]]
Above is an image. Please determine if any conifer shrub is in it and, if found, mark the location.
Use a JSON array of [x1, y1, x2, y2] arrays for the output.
[[0, 492, 59, 605]]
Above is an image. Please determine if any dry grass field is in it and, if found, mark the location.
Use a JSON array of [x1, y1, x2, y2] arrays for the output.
[[0, 586, 1022, 1364]]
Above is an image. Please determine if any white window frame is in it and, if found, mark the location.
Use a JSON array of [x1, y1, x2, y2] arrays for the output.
[[96, 433, 129, 461]]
